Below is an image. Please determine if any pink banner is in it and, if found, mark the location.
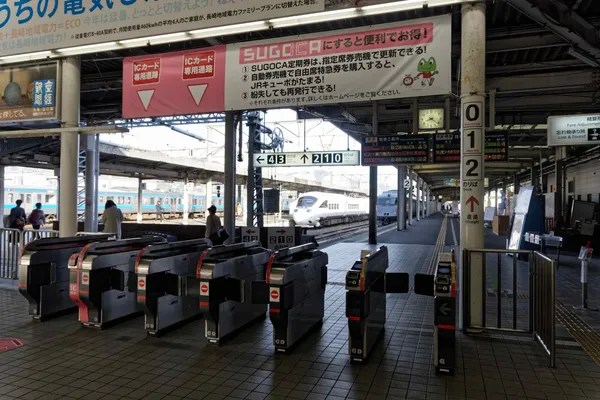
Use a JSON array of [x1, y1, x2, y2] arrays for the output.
[[123, 46, 226, 119], [238, 23, 433, 64]]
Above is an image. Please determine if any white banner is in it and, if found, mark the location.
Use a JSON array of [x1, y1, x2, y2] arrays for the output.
[[224, 14, 451, 110], [547, 114, 600, 146], [0, 0, 324, 57]]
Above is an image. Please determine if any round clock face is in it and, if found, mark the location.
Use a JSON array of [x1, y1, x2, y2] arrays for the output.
[[419, 108, 444, 130]]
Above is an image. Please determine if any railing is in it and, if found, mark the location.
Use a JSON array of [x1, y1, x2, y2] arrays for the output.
[[0, 228, 59, 279], [463, 249, 555, 367]]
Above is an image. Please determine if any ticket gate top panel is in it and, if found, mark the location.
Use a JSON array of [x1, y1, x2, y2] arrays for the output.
[[266, 243, 327, 285], [197, 240, 269, 279], [70, 236, 166, 270], [135, 239, 212, 275], [21, 235, 115, 261], [346, 246, 388, 292]]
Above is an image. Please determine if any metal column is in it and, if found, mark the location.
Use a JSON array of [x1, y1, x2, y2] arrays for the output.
[[408, 169, 414, 226], [183, 177, 190, 225], [205, 181, 212, 218], [84, 135, 98, 232], [460, 2, 486, 329], [416, 177, 421, 221], [59, 57, 81, 237], [369, 102, 378, 245], [397, 166, 406, 231], [224, 112, 236, 244], [514, 173, 520, 195], [555, 147, 563, 227], [137, 178, 143, 223]]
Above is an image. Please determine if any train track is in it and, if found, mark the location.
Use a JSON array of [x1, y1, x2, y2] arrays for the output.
[[312, 221, 398, 245]]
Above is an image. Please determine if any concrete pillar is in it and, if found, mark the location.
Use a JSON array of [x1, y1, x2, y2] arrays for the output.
[[514, 173, 520, 195], [137, 178, 143, 223], [59, 57, 80, 237], [224, 112, 236, 244], [416, 177, 421, 221], [412, 99, 419, 134], [489, 88, 496, 130], [246, 127, 255, 227], [368, 101, 378, 245], [0, 166, 4, 228], [555, 147, 563, 227], [408, 169, 414, 226], [422, 181, 426, 218], [54, 169, 60, 221], [460, 2, 486, 329], [237, 184, 243, 218], [397, 166, 406, 231], [84, 135, 98, 232], [183, 177, 190, 225], [501, 181, 507, 216], [205, 181, 212, 219]]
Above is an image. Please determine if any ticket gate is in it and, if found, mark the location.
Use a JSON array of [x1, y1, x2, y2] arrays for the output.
[[188, 241, 271, 343], [135, 239, 212, 336], [69, 236, 166, 328], [18, 235, 113, 320], [251, 243, 328, 352], [345, 246, 409, 362], [415, 251, 456, 375]]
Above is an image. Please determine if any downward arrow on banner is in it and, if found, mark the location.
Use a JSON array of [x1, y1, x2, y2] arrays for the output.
[[188, 84, 208, 106], [137, 90, 155, 111]]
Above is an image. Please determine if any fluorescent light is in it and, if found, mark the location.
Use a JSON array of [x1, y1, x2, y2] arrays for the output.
[[119, 32, 188, 47], [270, 8, 357, 28], [360, 0, 425, 15], [57, 42, 118, 56], [189, 21, 269, 38], [567, 48, 600, 68]]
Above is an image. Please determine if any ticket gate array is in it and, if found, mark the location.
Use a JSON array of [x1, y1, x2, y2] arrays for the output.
[[252, 243, 328, 353], [18, 235, 114, 320], [69, 237, 166, 328], [415, 251, 457, 375], [135, 239, 212, 336], [188, 241, 271, 343], [345, 246, 409, 362]]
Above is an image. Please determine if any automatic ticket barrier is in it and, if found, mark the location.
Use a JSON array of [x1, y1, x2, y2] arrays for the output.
[[189, 241, 271, 343], [415, 251, 457, 375], [135, 239, 211, 336], [18, 235, 113, 320], [69, 237, 166, 328], [252, 243, 328, 352], [345, 246, 409, 362]]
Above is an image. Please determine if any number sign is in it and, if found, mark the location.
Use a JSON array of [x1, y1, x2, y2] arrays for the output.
[[253, 151, 360, 167]]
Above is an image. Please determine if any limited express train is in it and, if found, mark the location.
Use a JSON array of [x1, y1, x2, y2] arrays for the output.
[[3, 187, 295, 219], [377, 190, 422, 224], [290, 191, 369, 227]]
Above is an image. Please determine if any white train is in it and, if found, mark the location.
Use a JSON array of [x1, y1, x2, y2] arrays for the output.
[[291, 191, 368, 227], [377, 190, 422, 224]]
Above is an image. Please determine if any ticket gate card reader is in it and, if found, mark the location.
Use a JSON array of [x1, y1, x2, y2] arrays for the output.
[[251, 243, 328, 353], [345, 246, 409, 362], [135, 239, 212, 336], [69, 237, 166, 328], [190, 241, 271, 343], [18, 235, 114, 320], [414, 251, 456, 375]]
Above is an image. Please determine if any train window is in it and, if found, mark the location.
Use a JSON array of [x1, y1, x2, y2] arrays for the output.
[[150, 197, 155, 205], [107, 196, 114, 201], [118, 196, 124, 204], [36, 194, 42, 203], [178, 198, 182, 205], [26, 194, 32, 203], [320, 201, 328, 208], [127, 197, 132, 205], [377, 197, 395, 206], [8, 193, 12, 203], [297, 196, 317, 208], [143, 197, 149, 205], [100, 196, 104, 203]]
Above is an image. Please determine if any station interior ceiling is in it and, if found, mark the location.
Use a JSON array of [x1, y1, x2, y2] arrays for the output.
[[4, 0, 600, 196]]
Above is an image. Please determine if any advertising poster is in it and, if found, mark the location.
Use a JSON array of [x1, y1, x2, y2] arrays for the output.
[[0, 63, 58, 123], [225, 14, 452, 110], [0, 0, 324, 57]]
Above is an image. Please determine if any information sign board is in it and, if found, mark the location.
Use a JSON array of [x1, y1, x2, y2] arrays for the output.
[[361, 135, 429, 166], [267, 227, 295, 251], [241, 227, 260, 243], [225, 15, 452, 110], [432, 132, 508, 163], [0, 63, 59, 124], [547, 114, 600, 146], [253, 151, 359, 168]]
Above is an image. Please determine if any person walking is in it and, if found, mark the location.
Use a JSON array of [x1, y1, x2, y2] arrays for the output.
[[29, 203, 46, 239], [102, 200, 124, 239], [205, 205, 224, 245], [156, 200, 164, 223], [9, 200, 27, 231]]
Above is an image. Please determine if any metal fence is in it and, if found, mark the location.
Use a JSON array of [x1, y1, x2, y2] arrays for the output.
[[463, 249, 555, 367], [0, 228, 59, 279]]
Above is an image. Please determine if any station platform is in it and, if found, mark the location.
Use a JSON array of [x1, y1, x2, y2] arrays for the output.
[[1, 215, 600, 400]]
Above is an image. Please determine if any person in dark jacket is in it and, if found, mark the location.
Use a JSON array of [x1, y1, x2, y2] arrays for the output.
[[9, 200, 27, 231]]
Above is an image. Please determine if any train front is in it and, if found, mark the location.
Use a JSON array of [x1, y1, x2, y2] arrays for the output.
[[291, 195, 319, 227]]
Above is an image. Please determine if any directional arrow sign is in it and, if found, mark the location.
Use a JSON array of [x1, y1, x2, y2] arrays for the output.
[[465, 196, 479, 213], [439, 302, 451, 316], [253, 151, 360, 168]]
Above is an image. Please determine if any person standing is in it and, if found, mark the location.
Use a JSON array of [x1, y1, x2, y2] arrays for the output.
[[205, 205, 223, 245], [29, 203, 46, 239], [102, 200, 124, 239], [156, 200, 164, 223], [9, 200, 27, 231]]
